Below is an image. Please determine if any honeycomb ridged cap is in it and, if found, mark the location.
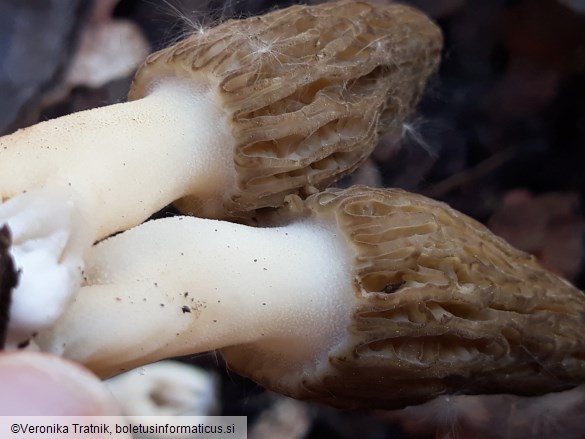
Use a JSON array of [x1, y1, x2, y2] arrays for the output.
[[129, 2, 442, 219], [224, 186, 585, 409]]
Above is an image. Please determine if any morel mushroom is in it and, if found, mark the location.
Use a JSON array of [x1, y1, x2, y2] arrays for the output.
[[0, 0, 441, 346], [0, 0, 441, 239], [36, 186, 585, 410]]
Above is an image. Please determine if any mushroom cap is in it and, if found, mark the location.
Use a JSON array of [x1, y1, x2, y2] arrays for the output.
[[222, 186, 585, 409], [129, 1, 442, 220]]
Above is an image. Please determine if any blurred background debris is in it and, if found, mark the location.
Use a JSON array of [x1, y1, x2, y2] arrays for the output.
[[106, 360, 221, 418], [106, 360, 221, 438], [1, 0, 584, 437], [380, 385, 585, 439], [0, 0, 90, 132], [46, 0, 149, 105]]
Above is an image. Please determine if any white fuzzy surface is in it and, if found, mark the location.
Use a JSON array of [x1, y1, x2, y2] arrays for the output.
[[0, 188, 91, 347], [37, 215, 355, 381]]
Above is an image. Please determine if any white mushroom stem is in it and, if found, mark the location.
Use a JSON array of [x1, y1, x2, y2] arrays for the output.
[[34, 186, 585, 409], [0, 79, 232, 346], [0, 0, 443, 239], [37, 215, 355, 379], [0, 0, 443, 356], [0, 79, 234, 240]]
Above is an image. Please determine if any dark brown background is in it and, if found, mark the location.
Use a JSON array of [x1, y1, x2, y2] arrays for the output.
[[1, 1, 584, 437]]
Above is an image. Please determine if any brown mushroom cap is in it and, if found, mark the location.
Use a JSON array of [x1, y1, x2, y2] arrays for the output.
[[129, 1, 442, 220], [222, 186, 585, 409]]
